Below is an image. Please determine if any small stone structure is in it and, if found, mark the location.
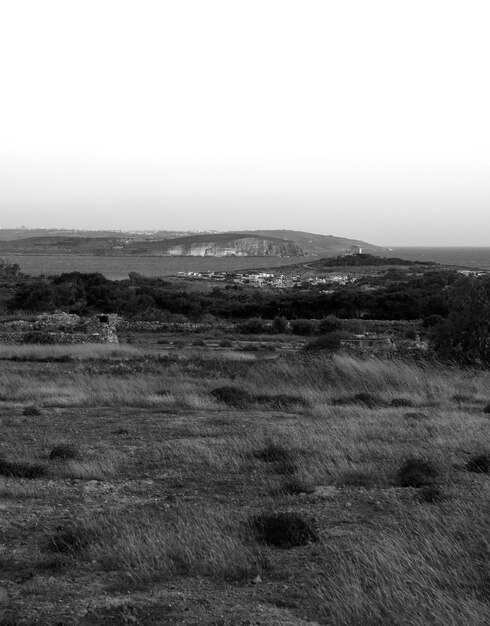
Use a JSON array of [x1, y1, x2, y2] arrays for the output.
[[340, 335, 397, 355], [0, 312, 119, 344]]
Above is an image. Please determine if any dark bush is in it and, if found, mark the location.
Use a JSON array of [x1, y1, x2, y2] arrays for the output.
[[452, 394, 473, 403], [272, 316, 289, 334], [332, 392, 387, 409], [417, 485, 446, 503], [483, 404, 490, 414], [114, 428, 130, 435], [251, 512, 318, 548], [290, 319, 316, 336], [466, 454, 489, 474], [318, 315, 342, 334], [397, 458, 439, 488], [22, 405, 41, 416], [352, 392, 388, 408], [0, 458, 46, 479], [303, 331, 351, 352], [49, 444, 80, 462], [254, 443, 293, 465], [390, 398, 414, 408], [22, 331, 58, 345], [218, 339, 233, 348], [210, 386, 252, 408], [333, 393, 387, 408]]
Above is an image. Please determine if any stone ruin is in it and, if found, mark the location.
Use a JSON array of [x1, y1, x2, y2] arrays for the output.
[[0, 312, 120, 344]]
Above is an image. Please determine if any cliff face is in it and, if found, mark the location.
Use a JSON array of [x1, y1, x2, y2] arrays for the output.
[[162, 237, 304, 257]]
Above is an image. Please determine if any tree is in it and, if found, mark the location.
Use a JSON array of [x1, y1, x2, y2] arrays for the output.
[[272, 316, 288, 334], [430, 276, 490, 365]]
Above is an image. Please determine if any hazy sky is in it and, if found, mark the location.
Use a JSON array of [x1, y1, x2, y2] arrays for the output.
[[1, 1, 489, 246]]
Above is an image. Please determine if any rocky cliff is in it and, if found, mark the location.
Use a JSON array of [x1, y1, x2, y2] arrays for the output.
[[160, 236, 303, 257], [0, 234, 304, 257]]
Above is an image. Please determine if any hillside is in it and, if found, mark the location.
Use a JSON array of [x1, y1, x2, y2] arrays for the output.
[[241, 230, 387, 257], [0, 234, 303, 257]]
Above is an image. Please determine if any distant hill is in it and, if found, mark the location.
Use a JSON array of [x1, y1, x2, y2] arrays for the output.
[[0, 233, 303, 257], [0, 228, 385, 258], [239, 230, 387, 257], [305, 253, 436, 268], [0, 228, 198, 241]]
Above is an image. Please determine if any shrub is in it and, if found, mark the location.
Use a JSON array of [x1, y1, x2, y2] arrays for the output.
[[417, 485, 446, 503], [290, 319, 316, 336], [452, 394, 473, 403], [210, 386, 252, 408], [303, 331, 350, 352], [0, 458, 46, 479], [405, 326, 417, 340], [22, 405, 41, 416], [251, 512, 318, 548], [254, 443, 293, 465], [49, 444, 80, 462], [483, 404, 490, 414], [272, 316, 289, 334], [390, 398, 414, 408], [465, 454, 489, 474], [397, 458, 439, 488], [236, 318, 268, 334], [333, 393, 387, 408], [318, 315, 342, 334], [22, 331, 57, 344], [114, 428, 130, 435], [254, 443, 297, 474], [192, 338, 206, 347], [218, 339, 233, 348]]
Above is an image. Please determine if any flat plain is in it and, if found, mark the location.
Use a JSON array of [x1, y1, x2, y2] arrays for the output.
[[0, 338, 489, 625]]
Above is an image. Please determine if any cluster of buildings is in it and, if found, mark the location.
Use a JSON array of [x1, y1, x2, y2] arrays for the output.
[[176, 271, 355, 289]]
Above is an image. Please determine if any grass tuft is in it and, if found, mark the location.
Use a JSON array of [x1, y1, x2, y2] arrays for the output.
[[254, 393, 310, 410], [404, 411, 429, 420], [49, 525, 97, 554]]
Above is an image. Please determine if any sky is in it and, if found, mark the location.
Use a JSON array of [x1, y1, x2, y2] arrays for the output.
[[1, 0, 490, 246]]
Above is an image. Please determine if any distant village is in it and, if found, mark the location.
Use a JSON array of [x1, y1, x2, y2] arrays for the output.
[[175, 245, 363, 289], [175, 270, 357, 289]]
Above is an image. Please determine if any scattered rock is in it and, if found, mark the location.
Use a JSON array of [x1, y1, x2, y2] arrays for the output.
[[309, 485, 338, 499]]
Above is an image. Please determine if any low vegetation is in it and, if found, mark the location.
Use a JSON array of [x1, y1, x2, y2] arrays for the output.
[[0, 342, 488, 623]]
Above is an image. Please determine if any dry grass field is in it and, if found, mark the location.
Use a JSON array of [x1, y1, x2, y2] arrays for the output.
[[0, 344, 488, 625]]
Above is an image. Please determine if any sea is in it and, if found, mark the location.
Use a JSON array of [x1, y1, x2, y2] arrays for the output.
[[2, 248, 490, 280], [390, 248, 490, 271]]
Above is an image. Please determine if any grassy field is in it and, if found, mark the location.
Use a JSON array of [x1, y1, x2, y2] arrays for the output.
[[0, 344, 489, 625]]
